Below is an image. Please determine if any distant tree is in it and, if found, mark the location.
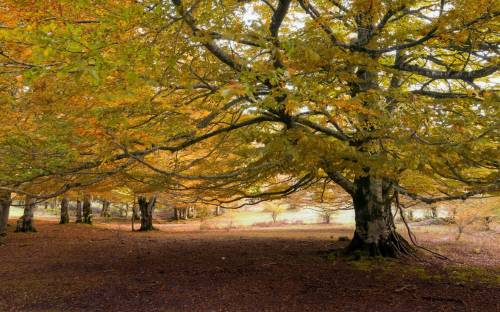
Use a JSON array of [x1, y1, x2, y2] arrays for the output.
[[264, 203, 286, 224], [214, 206, 223, 217], [450, 198, 499, 240], [75, 199, 83, 223], [430, 206, 438, 219], [100, 200, 111, 218]]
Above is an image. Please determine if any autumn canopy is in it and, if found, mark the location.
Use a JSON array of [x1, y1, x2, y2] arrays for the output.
[[0, 0, 498, 256]]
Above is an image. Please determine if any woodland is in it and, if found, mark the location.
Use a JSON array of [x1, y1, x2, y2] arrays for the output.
[[0, 0, 499, 311]]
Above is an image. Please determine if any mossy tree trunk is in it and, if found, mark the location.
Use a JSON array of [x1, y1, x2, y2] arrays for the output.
[[82, 196, 92, 224], [347, 176, 413, 257], [16, 195, 36, 232], [138, 195, 156, 231], [0, 190, 11, 237], [60, 196, 69, 224], [75, 199, 82, 223]]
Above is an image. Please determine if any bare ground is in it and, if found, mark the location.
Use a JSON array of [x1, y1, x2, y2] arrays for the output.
[[0, 220, 499, 312]]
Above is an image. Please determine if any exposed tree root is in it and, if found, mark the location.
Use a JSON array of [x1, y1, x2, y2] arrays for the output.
[[394, 192, 449, 261], [345, 230, 416, 259]]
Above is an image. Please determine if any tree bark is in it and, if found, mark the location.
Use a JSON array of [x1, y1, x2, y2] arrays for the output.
[[75, 199, 82, 223], [124, 203, 129, 218], [324, 213, 331, 224], [0, 190, 11, 236], [173, 207, 179, 220], [60, 196, 69, 224], [346, 176, 413, 257], [214, 206, 221, 216], [138, 195, 156, 231], [16, 195, 37, 232], [271, 211, 278, 223], [100, 200, 111, 217], [132, 200, 140, 221], [430, 206, 438, 219], [82, 196, 92, 224]]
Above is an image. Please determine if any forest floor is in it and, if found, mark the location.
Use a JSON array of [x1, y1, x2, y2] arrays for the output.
[[0, 220, 499, 312]]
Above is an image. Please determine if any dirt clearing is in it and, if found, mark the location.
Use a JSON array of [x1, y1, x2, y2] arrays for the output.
[[1, 221, 499, 312]]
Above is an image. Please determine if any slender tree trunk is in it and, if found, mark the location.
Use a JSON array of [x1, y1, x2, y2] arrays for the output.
[[347, 176, 413, 257], [456, 226, 464, 241], [132, 200, 140, 221], [75, 199, 82, 223], [125, 203, 129, 218], [430, 206, 438, 219], [60, 196, 69, 224], [16, 195, 37, 232], [138, 195, 156, 231], [0, 190, 11, 237], [51, 198, 56, 210], [131, 200, 140, 231], [324, 213, 331, 224], [82, 196, 92, 224]]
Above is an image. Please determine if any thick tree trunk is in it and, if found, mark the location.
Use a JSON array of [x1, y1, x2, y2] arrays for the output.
[[174, 207, 181, 220], [189, 207, 196, 218], [138, 195, 156, 231], [75, 199, 82, 223], [82, 196, 92, 224], [16, 195, 37, 232], [60, 196, 69, 224], [100, 200, 111, 217], [347, 176, 413, 257], [0, 190, 11, 237]]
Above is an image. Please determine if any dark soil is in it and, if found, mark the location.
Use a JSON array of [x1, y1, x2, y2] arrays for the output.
[[0, 221, 499, 312]]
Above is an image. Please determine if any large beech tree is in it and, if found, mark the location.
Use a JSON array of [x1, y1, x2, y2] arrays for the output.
[[138, 0, 498, 256], [0, 0, 498, 256]]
